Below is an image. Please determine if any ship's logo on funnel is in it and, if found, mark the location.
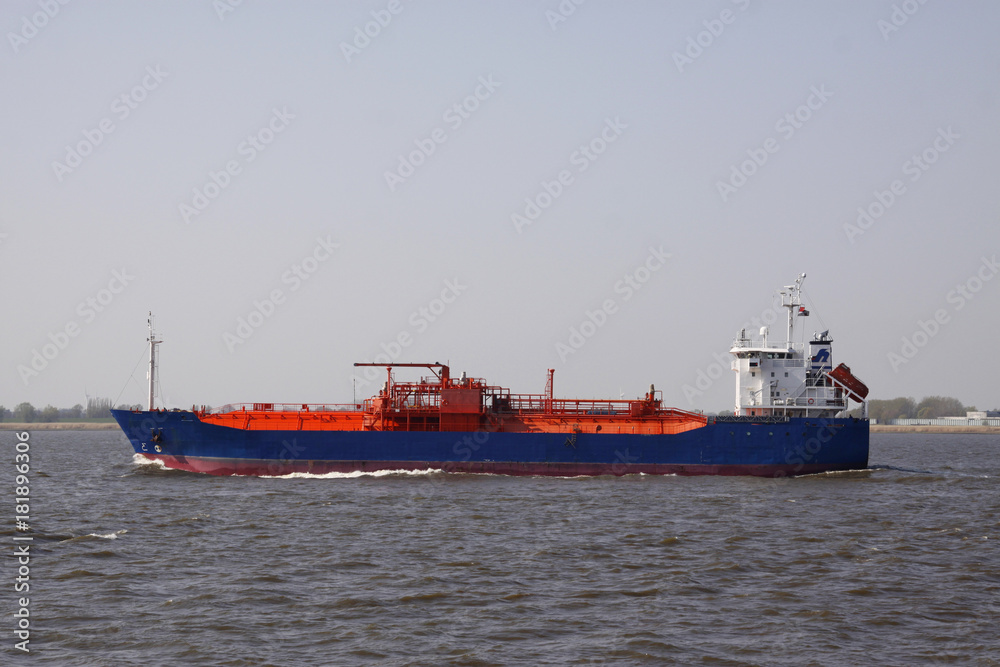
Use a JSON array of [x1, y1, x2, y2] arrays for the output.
[[812, 349, 830, 364]]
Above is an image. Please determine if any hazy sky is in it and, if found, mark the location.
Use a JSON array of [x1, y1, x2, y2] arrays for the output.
[[3, 1, 998, 414]]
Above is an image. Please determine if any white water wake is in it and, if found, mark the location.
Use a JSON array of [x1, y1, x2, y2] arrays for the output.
[[262, 468, 446, 480]]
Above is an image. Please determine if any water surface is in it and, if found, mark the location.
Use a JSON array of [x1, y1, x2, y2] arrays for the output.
[[4, 431, 998, 666]]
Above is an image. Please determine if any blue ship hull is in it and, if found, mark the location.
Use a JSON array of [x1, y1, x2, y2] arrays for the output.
[[112, 410, 869, 477]]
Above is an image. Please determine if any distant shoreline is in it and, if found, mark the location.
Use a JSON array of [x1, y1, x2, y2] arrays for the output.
[[870, 425, 1000, 434], [0, 422, 118, 430]]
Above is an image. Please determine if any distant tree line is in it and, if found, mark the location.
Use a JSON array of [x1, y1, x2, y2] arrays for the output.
[[0, 395, 989, 423], [0, 397, 141, 423], [867, 396, 978, 421]]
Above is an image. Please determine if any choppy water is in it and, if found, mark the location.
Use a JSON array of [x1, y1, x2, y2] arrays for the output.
[[3, 430, 998, 666]]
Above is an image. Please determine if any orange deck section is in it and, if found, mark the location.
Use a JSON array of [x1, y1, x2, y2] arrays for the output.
[[197, 364, 709, 435]]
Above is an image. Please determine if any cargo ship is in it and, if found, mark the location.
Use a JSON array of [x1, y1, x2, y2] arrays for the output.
[[113, 274, 869, 477]]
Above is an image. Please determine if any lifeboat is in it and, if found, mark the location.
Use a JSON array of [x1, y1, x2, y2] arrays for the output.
[[827, 363, 869, 403]]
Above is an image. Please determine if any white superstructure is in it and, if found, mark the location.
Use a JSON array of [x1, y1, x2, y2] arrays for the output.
[[730, 274, 867, 418]]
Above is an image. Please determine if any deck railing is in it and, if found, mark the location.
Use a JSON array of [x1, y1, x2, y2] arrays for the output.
[[207, 403, 363, 414]]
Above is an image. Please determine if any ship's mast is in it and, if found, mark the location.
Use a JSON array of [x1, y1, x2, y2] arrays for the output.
[[780, 273, 806, 346], [147, 312, 162, 410]]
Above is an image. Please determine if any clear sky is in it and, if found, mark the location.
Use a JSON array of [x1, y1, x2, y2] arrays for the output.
[[2, 0, 998, 413]]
